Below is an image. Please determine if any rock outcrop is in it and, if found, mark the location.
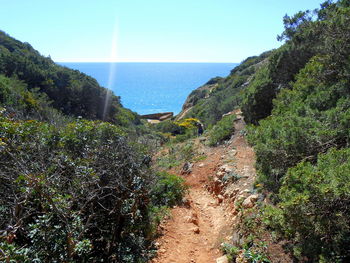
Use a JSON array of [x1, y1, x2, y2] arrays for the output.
[[141, 112, 173, 121]]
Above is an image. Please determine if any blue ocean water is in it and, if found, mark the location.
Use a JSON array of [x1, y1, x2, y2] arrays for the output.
[[59, 62, 238, 115]]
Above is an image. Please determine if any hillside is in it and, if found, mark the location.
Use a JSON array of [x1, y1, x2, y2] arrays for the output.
[[0, 31, 180, 262], [173, 0, 350, 261], [0, 31, 139, 127], [177, 52, 271, 127], [241, 1, 350, 261]]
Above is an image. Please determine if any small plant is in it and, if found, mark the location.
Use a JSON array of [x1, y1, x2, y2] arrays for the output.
[[244, 249, 270, 263], [147, 206, 171, 238], [221, 243, 240, 262], [156, 155, 181, 169], [180, 142, 194, 162], [193, 154, 207, 162], [156, 140, 199, 169], [151, 171, 188, 207], [208, 114, 236, 146], [222, 172, 243, 183], [243, 241, 270, 263], [0, 241, 30, 262]]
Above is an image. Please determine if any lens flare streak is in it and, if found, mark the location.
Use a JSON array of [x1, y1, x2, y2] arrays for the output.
[[103, 21, 119, 120]]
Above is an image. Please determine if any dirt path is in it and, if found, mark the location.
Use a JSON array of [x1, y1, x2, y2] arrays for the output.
[[152, 111, 256, 263]]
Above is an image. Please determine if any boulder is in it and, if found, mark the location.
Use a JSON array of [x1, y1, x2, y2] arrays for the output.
[[242, 194, 259, 209], [219, 164, 234, 174], [216, 255, 229, 263], [250, 194, 259, 201], [239, 189, 250, 195], [216, 171, 225, 178]]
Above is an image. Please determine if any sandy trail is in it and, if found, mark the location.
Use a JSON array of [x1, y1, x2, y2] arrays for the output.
[[153, 111, 253, 263]]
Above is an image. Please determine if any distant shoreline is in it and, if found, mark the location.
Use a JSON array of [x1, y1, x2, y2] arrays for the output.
[[59, 62, 238, 115]]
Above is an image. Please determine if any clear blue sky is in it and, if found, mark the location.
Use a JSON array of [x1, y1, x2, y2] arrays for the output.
[[0, 0, 325, 62]]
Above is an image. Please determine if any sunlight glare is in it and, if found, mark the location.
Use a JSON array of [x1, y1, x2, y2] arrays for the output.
[[103, 20, 119, 120]]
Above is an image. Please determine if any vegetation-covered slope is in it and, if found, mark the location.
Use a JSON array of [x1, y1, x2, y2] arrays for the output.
[[178, 52, 271, 127], [0, 31, 139, 127], [0, 31, 186, 262], [243, 0, 350, 261], [178, 0, 350, 261]]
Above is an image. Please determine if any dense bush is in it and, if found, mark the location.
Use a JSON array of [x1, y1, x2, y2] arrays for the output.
[[0, 73, 150, 146], [240, 0, 337, 126], [208, 114, 236, 146], [241, 65, 274, 125], [151, 171, 187, 207], [0, 111, 185, 262], [246, 0, 350, 191], [155, 140, 198, 169], [153, 120, 185, 135], [248, 55, 350, 192], [150, 118, 200, 143], [0, 74, 72, 126], [244, 1, 350, 261], [170, 118, 201, 142], [264, 148, 350, 262]]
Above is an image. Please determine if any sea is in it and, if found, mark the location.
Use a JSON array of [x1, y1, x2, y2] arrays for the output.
[[59, 62, 238, 115]]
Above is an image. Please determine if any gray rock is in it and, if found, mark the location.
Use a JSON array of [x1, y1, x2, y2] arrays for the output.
[[216, 255, 229, 263], [242, 194, 259, 209]]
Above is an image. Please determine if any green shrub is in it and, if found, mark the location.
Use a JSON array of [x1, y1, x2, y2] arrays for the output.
[[241, 65, 275, 125], [153, 120, 184, 135], [208, 114, 236, 146], [244, 3, 350, 261], [146, 205, 170, 240], [179, 142, 194, 161], [151, 171, 187, 207], [114, 107, 140, 127], [172, 129, 195, 143], [146, 171, 187, 239], [221, 243, 240, 262], [243, 242, 270, 263], [155, 140, 197, 169], [264, 148, 350, 261], [221, 240, 270, 263], [0, 113, 157, 262], [247, 55, 350, 192]]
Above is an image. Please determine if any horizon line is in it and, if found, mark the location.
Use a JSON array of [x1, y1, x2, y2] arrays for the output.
[[55, 60, 239, 64]]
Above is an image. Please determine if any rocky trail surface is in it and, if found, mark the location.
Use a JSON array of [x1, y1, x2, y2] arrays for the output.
[[152, 111, 257, 263]]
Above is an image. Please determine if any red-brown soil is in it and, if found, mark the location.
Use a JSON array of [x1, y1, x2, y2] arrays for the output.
[[152, 110, 257, 263]]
